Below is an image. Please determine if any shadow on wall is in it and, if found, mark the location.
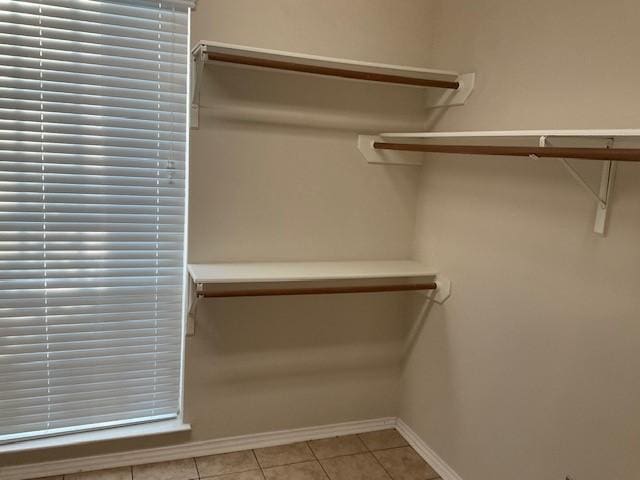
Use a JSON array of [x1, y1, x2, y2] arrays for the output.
[[186, 292, 416, 384], [197, 64, 430, 133]]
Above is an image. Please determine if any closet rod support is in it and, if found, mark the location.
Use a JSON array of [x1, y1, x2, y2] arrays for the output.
[[186, 277, 448, 336], [197, 282, 438, 298], [535, 136, 607, 205], [186, 281, 203, 336], [559, 158, 607, 205], [540, 136, 617, 235], [205, 52, 461, 89], [431, 277, 451, 304], [190, 50, 206, 129], [371, 142, 640, 162], [593, 159, 617, 235]]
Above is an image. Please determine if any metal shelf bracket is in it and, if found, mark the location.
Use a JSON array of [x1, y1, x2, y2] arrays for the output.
[[432, 277, 452, 304], [358, 135, 424, 166], [425, 72, 476, 109], [415, 277, 452, 324], [539, 136, 618, 236], [190, 49, 206, 130], [186, 280, 203, 336]]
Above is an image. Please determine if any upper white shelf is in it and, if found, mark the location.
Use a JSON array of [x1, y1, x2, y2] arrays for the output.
[[190, 41, 476, 128], [192, 40, 460, 85], [379, 129, 640, 139], [188, 260, 437, 285]]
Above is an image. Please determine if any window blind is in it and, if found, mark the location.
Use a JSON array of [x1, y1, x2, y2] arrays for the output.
[[0, 0, 191, 444]]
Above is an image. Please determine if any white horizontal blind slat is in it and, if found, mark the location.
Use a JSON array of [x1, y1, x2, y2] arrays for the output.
[[0, 0, 188, 444]]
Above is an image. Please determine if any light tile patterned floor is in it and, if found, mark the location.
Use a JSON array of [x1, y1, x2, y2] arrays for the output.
[[34, 429, 441, 480]]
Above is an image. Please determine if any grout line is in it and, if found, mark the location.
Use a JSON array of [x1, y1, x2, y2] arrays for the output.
[[357, 432, 373, 453], [357, 430, 411, 454], [251, 449, 266, 479], [129, 465, 133, 480], [367, 434, 442, 480], [369, 450, 394, 480], [306, 440, 370, 462], [192, 456, 201, 479], [308, 436, 395, 480], [367, 445, 411, 453], [306, 440, 331, 480], [357, 430, 407, 480], [354, 433, 394, 479], [253, 442, 320, 471], [199, 467, 260, 478], [309, 450, 370, 461], [394, 428, 443, 480], [256, 458, 316, 469]]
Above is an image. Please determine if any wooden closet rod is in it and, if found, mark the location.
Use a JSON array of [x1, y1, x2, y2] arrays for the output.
[[207, 52, 460, 90], [373, 142, 640, 162], [199, 282, 438, 298]]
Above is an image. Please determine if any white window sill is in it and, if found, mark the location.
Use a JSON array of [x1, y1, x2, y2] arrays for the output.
[[0, 419, 191, 454]]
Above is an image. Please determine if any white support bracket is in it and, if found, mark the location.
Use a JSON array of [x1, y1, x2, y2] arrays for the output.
[[539, 136, 617, 236], [190, 50, 206, 130], [417, 276, 451, 305], [593, 160, 617, 235], [432, 277, 452, 304], [357, 135, 424, 166], [426, 72, 476, 108], [186, 280, 203, 337]]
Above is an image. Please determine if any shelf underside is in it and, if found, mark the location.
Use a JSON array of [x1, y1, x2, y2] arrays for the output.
[[193, 41, 461, 89]]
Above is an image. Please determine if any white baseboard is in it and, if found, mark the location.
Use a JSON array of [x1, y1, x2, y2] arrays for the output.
[[2, 417, 463, 480], [1, 417, 396, 480], [396, 418, 463, 480]]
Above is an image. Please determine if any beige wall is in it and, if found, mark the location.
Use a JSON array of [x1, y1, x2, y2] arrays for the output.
[[186, 0, 434, 442], [400, 1, 640, 479], [5, 2, 639, 477], [2, 0, 437, 467]]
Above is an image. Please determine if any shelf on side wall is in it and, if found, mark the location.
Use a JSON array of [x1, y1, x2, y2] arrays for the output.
[[357, 129, 640, 236]]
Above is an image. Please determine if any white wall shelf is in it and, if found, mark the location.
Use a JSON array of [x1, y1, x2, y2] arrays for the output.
[[377, 129, 640, 139], [358, 129, 640, 235], [188, 260, 437, 284], [190, 41, 475, 127], [186, 261, 450, 334]]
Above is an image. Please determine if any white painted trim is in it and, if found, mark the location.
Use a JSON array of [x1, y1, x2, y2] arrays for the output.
[[1, 417, 396, 480], [192, 41, 460, 80], [396, 418, 464, 480], [2, 417, 463, 480], [0, 420, 191, 454]]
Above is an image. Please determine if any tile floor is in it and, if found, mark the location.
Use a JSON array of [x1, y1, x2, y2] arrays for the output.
[[33, 429, 441, 480]]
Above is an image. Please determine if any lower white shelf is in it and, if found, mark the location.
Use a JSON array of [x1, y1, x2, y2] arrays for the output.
[[185, 261, 450, 335], [188, 260, 437, 284]]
